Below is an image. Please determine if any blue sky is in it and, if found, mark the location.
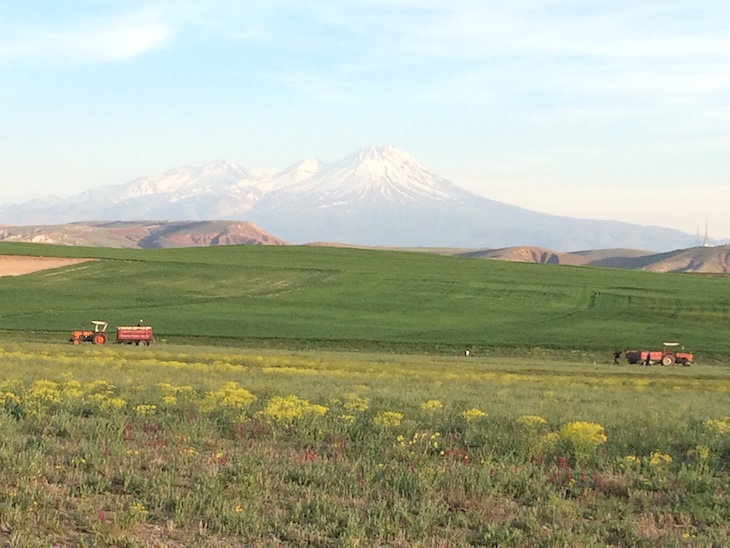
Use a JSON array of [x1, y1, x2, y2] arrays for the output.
[[2, 1, 729, 238]]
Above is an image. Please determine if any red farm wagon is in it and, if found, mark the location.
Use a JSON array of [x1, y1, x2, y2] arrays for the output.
[[71, 321, 153, 346], [116, 325, 153, 346]]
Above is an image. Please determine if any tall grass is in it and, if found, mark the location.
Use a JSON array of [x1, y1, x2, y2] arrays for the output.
[[0, 343, 728, 546]]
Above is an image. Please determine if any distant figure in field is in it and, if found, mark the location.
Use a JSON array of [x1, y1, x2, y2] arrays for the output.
[[613, 350, 622, 365], [464, 349, 470, 357], [644, 351, 651, 366], [138, 319, 144, 327]]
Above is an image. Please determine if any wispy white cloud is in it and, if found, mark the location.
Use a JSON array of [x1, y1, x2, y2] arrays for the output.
[[201, 0, 730, 108], [356, 1, 730, 61], [0, 9, 170, 63]]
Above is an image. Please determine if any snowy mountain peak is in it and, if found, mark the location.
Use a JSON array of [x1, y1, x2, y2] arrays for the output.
[[283, 158, 322, 180], [355, 144, 406, 161], [346, 145, 418, 174], [198, 159, 257, 180], [330, 145, 436, 189], [257, 144, 477, 209], [117, 160, 259, 201]]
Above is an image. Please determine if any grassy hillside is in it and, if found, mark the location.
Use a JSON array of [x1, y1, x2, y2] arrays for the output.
[[1, 242, 730, 357]]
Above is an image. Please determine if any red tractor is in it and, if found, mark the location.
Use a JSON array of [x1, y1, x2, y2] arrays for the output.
[[71, 321, 153, 346], [626, 342, 693, 366], [70, 321, 109, 345]]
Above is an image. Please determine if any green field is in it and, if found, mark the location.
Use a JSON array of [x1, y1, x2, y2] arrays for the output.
[[1, 243, 730, 545], [1, 242, 729, 358]]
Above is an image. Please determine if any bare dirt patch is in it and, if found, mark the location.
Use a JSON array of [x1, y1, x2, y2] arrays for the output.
[[0, 255, 94, 277]]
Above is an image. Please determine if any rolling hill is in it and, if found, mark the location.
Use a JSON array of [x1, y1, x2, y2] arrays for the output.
[[0, 220, 286, 248], [459, 245, 730, 273], [1, 242, 729, 357], [2, 220, 729, 275]]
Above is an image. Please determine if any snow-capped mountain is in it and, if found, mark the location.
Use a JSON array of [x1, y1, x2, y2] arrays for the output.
[[244, 146, 702, 251], [259, 145, 480, 208], [119, 160, 259, 199], [0, 145, 706, 251], [1, 160, 266, 224]]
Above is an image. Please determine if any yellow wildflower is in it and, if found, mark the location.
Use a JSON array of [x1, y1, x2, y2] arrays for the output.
[[0, 392, 21, 406], [62, 380, 83, 400], [538, 432, 559, 452], [461, 408, 486, 422], [134, 404, 157, 416], [342, 393, 369, 412], [516, 415, 547, 428], [704, 419, 730, 435], [645, 451, 672, 467], [207, 382, 256, 409], [695, 444, 711, 461], [25, 380, 60, 403], [103, 397, 127, 410], [420, 400, 443, 413], [558, 421, 607, 463], [83, 380, 116, 395], [617, 454, 640, 470], [558, 421, 606, 445], [128, 502, 147, 518], [257, 395, 328, 423], [373, 411, 403, 428]]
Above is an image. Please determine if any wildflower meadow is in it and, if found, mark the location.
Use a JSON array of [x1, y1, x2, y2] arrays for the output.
[[0, 343, 729, 546]]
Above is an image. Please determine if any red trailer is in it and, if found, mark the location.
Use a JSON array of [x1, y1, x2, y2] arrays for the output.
[[116, 326, 153, 346]]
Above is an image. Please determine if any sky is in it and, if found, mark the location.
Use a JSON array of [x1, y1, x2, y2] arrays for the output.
[[1, 0, 729, 238]]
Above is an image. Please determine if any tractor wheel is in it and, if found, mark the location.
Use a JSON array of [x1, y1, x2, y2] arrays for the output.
[[683, 360, 692, 366], [92, 332, 107, 345], [662, 355, 675, 366], [137, 340, 149, 347]]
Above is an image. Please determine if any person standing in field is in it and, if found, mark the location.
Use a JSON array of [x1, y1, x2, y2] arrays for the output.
[[613, 350, 622, 365]]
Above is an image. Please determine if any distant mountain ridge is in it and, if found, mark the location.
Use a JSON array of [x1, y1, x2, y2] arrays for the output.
[[0, 221, 286, 249], [460, 245, 730, 273], [0, 145, 717, 252]]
